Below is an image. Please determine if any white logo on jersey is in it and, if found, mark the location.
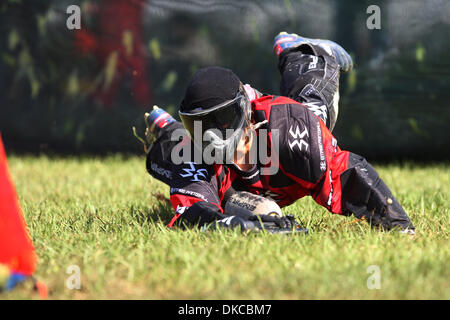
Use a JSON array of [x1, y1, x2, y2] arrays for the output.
[[176, 205, 188, 215], [332, 137, 338, 153], [288, 125, 309, 152], [308, 55, 318, 69], [316, 122, 326, 172], [180, 162, 208, 182], [327, 170, 333, 206], [218, 216, 235, 226], [304, 101, 328, 124]]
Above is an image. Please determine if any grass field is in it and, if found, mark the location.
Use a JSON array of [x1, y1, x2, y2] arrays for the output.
[[3, 154, 449, 299]]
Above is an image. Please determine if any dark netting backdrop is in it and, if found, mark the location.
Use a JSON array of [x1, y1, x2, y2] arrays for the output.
[[0, 0, 449, 159]]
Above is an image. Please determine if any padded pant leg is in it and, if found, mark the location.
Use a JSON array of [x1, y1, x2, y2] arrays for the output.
[[340, 153, 415, 230], [278, 45, 341, 131]]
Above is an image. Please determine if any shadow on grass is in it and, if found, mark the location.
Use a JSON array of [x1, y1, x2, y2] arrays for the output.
[[129, 193, 174, 227]]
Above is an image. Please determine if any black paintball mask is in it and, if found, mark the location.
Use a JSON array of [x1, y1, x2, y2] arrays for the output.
[[179, 87, 251, 163], [179, 67, 252, 163]]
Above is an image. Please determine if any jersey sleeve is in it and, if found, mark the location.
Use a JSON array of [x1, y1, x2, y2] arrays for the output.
[[272, 103, 329, 186], [168, 161, 222, 227], [270, 101, 348, 214]]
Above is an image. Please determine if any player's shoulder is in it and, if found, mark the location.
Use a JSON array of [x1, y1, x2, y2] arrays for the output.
[[252, 94, 298, 108], [244, 84, 297, 107], [252, 95, 317, 133], [253, 96, 326, 184], [252, 94, 311, 119]]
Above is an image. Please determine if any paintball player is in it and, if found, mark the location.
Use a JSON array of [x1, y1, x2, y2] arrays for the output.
[[139, 32, 415, 234]]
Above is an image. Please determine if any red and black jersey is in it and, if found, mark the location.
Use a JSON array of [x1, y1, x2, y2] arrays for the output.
[[168, 94, 351, 227]]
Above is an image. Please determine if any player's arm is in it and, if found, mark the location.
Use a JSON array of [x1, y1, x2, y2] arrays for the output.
[[169, 161, 300, 230], [168, 161, 225, 228], [279, 104, 415, 232], [169, 161, 258, 228]]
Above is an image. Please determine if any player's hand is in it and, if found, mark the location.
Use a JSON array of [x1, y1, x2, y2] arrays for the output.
[[252, 214, 297, 229]]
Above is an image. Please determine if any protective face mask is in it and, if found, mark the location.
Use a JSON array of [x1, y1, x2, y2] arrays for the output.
[[202, 127, 244, 165]]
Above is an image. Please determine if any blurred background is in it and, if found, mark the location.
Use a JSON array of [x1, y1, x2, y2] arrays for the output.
[[0, 0, 449, 160]]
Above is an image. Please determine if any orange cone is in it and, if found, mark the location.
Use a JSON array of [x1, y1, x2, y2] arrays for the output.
[[0, 134, 38, 287]]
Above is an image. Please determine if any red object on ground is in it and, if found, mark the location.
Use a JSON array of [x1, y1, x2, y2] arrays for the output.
[[0, 135, 37, 276], [34, 280, 48, 299]]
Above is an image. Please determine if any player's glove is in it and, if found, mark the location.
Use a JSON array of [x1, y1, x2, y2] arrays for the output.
[[204, 214, 308, 234], [222, 191, 308, 234], [250, 214, 295, 229], [203, 215, 258, 232], [249, 214, 308, 234]]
